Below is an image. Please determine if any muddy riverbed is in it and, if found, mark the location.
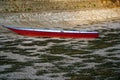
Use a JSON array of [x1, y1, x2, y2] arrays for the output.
[[0, 19, 120, 80]]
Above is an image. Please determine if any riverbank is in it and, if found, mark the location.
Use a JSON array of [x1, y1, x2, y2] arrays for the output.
[[0, 0, 120, 13], [0, 0, 105, 13], [0, 8, 120, 29], [0, 0, 120, 29]]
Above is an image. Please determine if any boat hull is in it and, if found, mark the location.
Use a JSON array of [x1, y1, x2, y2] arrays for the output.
[[2, 25, 99, 38]]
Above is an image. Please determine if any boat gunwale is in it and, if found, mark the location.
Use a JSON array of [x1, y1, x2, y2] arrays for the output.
[[2, 25, 99, 34]]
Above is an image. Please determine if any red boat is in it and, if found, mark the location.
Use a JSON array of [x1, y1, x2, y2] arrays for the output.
[[2, 25, 99, 38]]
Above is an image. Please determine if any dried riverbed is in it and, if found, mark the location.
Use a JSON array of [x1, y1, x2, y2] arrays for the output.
[[0, 19, 120, 80]]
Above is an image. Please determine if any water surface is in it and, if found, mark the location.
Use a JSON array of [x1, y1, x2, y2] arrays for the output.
[[0, 20, 120, 80]]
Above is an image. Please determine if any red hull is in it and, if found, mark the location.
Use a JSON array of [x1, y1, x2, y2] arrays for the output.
[[3, 25, 99, 38]]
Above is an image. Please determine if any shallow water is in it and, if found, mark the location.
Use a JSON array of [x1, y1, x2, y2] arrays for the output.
[[0, 20, 120, 80]]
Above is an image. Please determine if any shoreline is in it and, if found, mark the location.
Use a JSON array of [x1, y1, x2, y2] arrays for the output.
[[0, 8, 120, 29]]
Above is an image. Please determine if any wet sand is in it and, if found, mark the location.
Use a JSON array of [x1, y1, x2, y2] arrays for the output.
[[0, 8, 120, 29]]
